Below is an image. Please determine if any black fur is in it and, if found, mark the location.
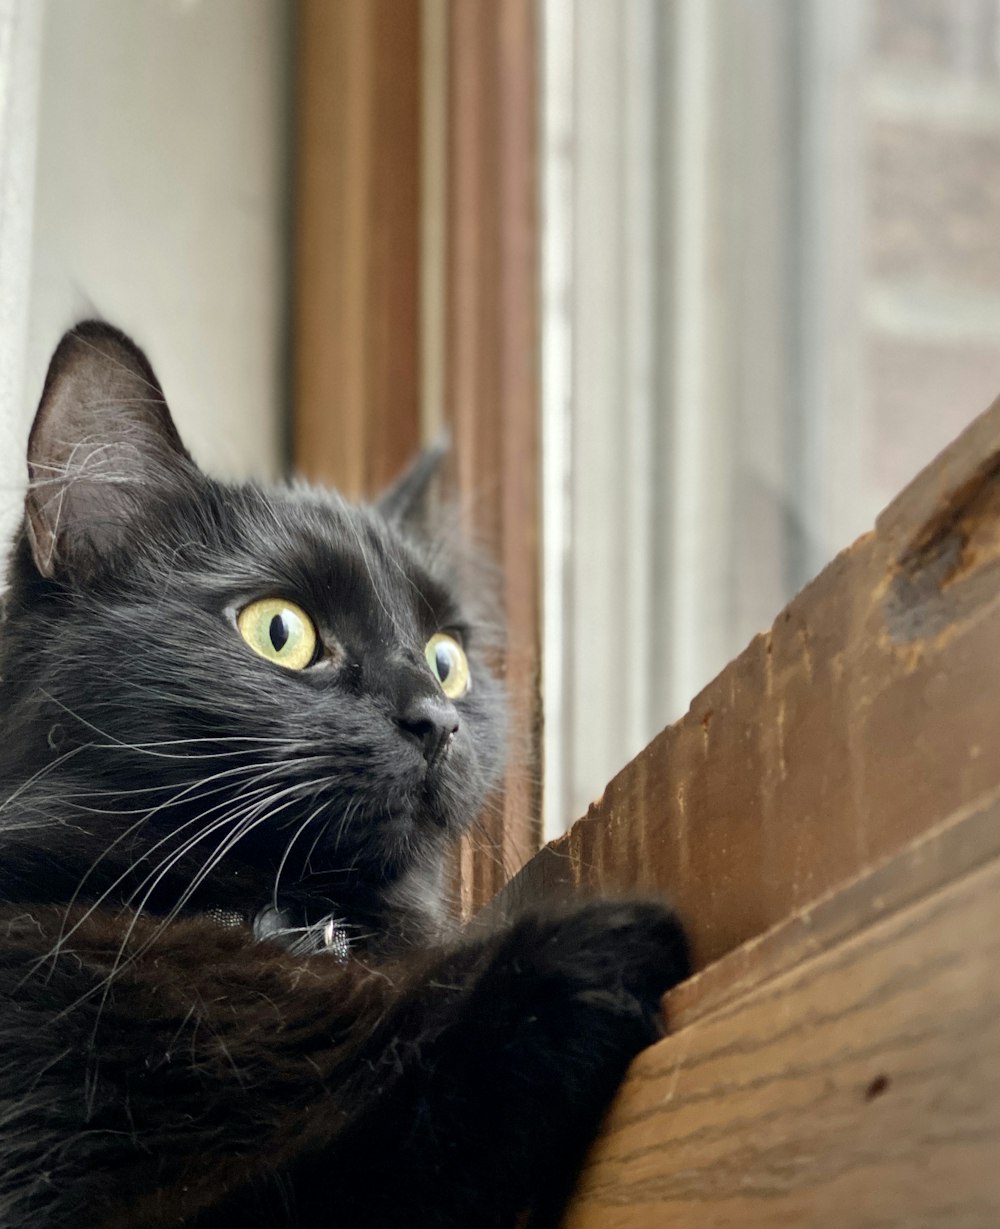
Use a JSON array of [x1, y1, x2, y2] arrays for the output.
[[0, 322, 688, 1227]]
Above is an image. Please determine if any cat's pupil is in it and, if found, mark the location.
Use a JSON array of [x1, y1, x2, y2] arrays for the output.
[[435, 645, 452, 681], [269, 614, 289, 652]]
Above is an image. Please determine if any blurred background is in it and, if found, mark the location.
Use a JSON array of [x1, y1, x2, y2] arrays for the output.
[[2, 0, 999, 878]]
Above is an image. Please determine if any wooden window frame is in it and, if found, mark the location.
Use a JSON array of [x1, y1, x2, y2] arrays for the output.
[[293, 0, 541, 912]]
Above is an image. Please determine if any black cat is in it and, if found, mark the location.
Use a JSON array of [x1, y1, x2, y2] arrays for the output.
[[0, 322, 688, 1227]]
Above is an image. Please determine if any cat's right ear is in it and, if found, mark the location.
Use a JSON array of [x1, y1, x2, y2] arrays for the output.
[[24, 321, 192, 581], [376, 435, 448, 531]]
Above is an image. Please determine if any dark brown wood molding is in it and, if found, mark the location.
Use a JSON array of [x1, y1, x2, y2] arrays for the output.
[[293, 0, 422, 496], [293, 0, 542, 909], [445, 0, 542, 911]]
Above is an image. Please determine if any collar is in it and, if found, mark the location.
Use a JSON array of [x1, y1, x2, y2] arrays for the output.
[[205, 904, 351, 961]]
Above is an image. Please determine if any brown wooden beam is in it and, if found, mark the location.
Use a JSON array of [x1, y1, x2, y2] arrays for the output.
[[490, 394, 1000, 975], [293, 0, 422, 496], [445, 0, 541, 911], [562, 806, 1000, 1226], [293, 0, 542, 909]]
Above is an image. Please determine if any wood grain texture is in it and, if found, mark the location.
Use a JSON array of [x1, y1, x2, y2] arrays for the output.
[[561, 837, 1000, 1227], [293, 0, 422, 496], [667, 785, 1000, 1031], [490, 393, 1000, 968], [445, 0, 541, 911]]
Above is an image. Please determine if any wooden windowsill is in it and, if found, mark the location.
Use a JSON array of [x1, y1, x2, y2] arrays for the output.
[[490, 393, 1000, 974], [487, 393, 1000, 1224]]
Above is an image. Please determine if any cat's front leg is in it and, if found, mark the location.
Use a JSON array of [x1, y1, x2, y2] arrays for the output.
[[303, 899, 689, 1229]]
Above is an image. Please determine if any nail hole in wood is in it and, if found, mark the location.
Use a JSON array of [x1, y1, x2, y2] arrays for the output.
[[865, 1074, 890, 1102]]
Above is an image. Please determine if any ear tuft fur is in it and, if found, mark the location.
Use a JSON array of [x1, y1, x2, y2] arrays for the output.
[[25, 321, 191, 580]]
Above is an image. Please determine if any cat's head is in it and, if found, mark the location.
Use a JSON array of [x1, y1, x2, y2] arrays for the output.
[[0, 322, 505, 946]]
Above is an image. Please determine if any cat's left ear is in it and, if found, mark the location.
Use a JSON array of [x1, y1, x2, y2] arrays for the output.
[[24, 320, 193, 581], [376, 435, 448, 530]]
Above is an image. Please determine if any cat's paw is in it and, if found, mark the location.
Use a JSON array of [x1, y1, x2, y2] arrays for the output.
[[482, 899, 690, 1056], [352, 903, 689, 1227], [535, 898, 688, 1002]]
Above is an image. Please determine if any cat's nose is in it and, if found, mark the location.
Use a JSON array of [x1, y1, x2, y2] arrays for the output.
[[397, 694, 459, 762]]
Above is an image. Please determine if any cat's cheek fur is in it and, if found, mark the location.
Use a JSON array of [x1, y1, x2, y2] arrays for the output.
[[0, 321, 689, 1227]]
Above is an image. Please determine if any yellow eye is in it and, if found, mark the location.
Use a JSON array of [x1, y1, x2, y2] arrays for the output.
[[424, 632, 471, 699], [237, 598, 318, 671]]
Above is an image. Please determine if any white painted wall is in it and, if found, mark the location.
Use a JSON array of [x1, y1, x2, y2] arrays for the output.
[[1, 0, 291, 547], [0, 0, 43, 546]]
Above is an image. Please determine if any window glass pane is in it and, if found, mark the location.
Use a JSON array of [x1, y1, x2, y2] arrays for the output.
[[542, 0, 1000, 835]]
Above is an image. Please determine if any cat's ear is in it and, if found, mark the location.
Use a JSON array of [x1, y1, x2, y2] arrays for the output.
[[376, 435, 448, 530], [24, 320, 193, 580]]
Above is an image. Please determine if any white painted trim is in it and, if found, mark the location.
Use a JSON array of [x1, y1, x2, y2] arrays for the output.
[[540, 0, 574, 839], [667, 0, 714, 717]]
